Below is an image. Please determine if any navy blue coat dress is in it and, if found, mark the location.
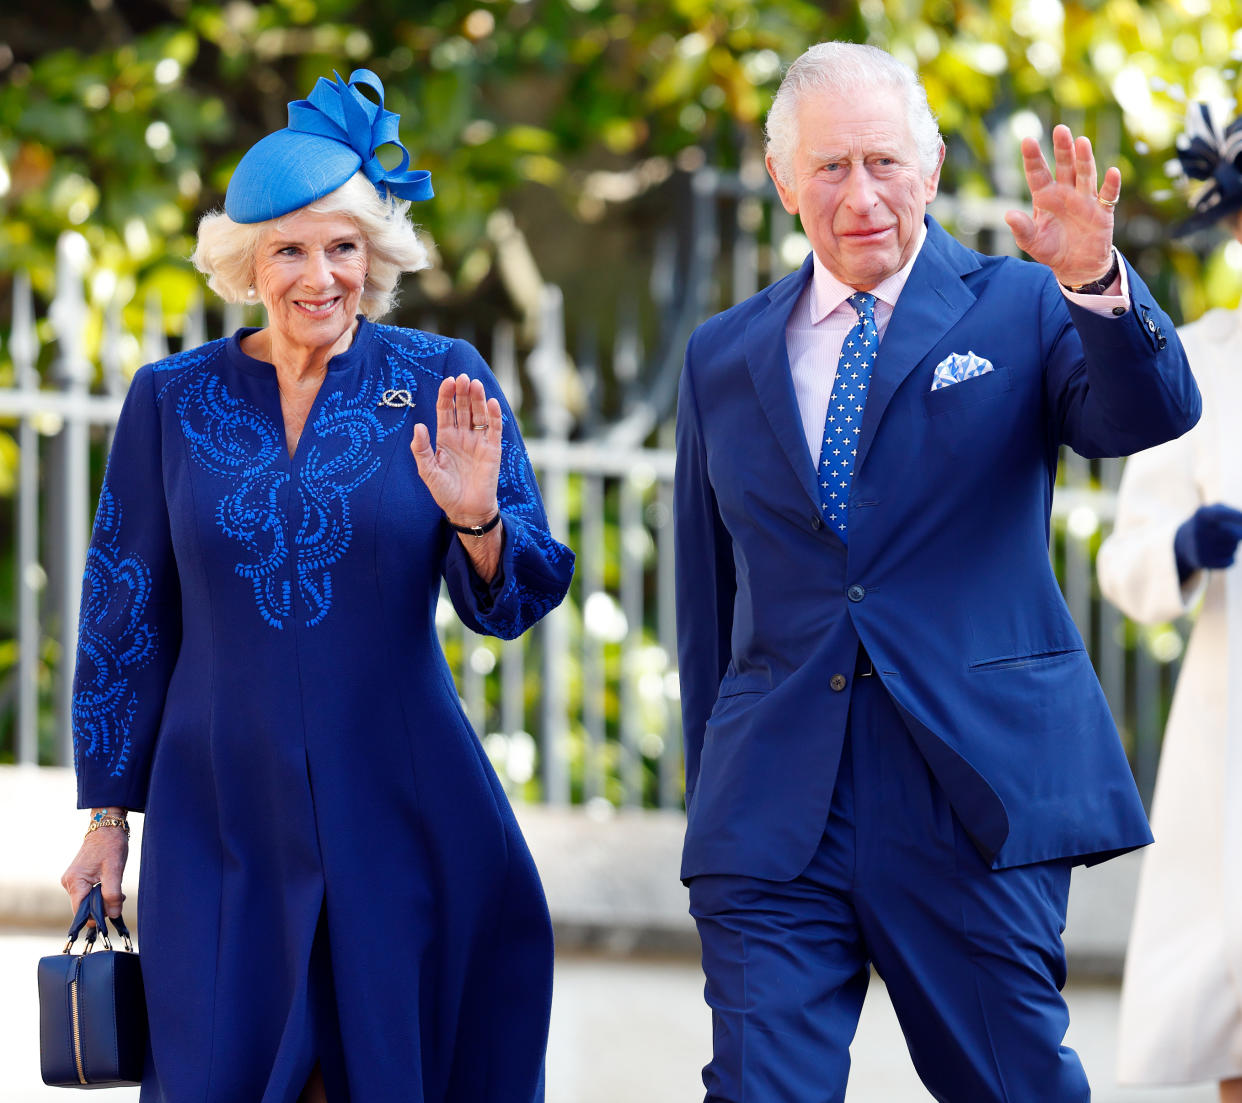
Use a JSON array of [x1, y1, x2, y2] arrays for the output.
[[71, 319, 575, 1101]]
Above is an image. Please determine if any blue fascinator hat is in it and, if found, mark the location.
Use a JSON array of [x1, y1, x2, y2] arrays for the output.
[[224, 68, 433, 224], [1171, 101, 1242, 237]]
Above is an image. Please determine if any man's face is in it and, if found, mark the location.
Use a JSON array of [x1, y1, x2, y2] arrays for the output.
[[768, 87, 943, 291]]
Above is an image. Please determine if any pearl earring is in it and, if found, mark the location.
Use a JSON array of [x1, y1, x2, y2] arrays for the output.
[[246, 286, 256, 300]]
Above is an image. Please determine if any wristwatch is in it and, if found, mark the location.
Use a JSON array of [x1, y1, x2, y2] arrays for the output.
[[448, 511, 501, 538], [1062, 251, 1119, 296]]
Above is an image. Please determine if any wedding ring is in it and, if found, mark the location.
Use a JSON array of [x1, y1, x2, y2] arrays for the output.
[[1096, 195, 1118, 209], [471, 422, 489, 430]]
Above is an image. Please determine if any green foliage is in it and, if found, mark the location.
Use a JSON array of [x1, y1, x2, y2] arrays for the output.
[[1, 1, 1239, 794], [861, 0, 1242, 312], [0, 0, 824, 311], [3, 0, 1241, 324]]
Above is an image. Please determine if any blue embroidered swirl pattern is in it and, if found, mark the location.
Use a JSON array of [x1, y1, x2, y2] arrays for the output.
[[171, 363, 293, 625], [145, 328, 565, 636], [377, 325, 572, 638], [154, 332, 449, 628], [73, 486, 158, 778], [484, 442, 575, 639]]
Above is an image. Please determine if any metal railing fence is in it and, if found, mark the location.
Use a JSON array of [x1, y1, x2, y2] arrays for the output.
[[0, 161, 1184, 808]]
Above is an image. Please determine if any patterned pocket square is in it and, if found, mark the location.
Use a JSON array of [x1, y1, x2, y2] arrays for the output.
[[931, 351, 994, 390]]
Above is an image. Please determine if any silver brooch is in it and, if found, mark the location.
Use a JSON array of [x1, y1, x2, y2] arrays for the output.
[[378, 388, 414, 409]]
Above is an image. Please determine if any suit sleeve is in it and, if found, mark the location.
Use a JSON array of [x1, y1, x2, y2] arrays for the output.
[[1043, 256, 1200, 458], [1097, 415, 1206, 624], [674, 337, 736, 806], [73, 365, 181, 812], [440, 341, 575, 640]]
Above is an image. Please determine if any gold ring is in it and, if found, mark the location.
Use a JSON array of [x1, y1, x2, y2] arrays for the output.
[[1096, 195, 1118, 209], [471, 423, 489, 430]]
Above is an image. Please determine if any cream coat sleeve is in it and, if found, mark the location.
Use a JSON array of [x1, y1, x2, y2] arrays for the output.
[[1097, 426, 1207, 625]]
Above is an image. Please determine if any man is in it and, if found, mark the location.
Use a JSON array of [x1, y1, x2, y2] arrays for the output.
[[674, 41, 1199, 1102]]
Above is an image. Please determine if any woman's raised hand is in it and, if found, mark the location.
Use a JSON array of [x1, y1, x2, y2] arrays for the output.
[[411, 374, 504, 528]]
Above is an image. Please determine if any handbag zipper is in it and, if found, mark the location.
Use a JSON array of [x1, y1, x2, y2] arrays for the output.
[[70, 961, 86, 1085]]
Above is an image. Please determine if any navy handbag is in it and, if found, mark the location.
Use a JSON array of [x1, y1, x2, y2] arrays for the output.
[[38, 882, 147, 1088]]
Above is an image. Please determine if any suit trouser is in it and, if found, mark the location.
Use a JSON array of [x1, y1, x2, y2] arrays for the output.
[[687, 671, 1090, 1103]]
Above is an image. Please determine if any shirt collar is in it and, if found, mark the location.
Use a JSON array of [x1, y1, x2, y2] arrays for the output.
[[808, 222, 928, 324]]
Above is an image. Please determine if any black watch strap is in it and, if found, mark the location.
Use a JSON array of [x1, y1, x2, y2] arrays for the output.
[[449, 511, 501, 538], [1062, 251, 1120, 296]]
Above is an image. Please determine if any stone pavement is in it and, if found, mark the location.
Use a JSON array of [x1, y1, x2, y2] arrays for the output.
[[1, 932, 1215, 1102], [1, 765, 1217, 1100]]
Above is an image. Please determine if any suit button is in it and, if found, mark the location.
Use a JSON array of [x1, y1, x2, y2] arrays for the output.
[[830, 674, 847, 691], [847, 584, 866, 602], [811, 514, 823, 530], [1146, 318, 1157, 333]]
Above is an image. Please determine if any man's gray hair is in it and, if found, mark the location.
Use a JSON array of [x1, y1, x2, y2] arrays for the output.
[[765, 42, 943, 187]]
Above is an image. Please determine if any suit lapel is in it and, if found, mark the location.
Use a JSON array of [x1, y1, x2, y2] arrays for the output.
[[855, 218, 981, 473], [744, 256, 823, 512]]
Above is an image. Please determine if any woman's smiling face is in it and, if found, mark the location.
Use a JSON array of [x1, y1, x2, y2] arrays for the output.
[[252, 208, 369, 355]]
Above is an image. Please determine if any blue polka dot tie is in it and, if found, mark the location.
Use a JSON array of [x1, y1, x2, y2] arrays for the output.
[[817, 292, 877, 542]]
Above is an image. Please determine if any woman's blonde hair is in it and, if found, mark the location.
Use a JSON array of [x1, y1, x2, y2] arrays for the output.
[[191, 172, 431, 320]]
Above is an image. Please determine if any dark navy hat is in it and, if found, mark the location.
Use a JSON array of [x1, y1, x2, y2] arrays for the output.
[[224, 68, 433, 224], [1171, 101, 1242, 237]]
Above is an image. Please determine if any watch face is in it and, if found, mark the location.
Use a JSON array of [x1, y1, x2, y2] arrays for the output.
[[450, 512, 500, 536]]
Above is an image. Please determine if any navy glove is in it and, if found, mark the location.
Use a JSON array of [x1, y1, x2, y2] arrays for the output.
[[1173, 503, 1242, 583]]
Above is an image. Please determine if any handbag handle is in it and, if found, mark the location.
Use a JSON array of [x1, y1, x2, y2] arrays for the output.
[[63, 883, 135, 954]]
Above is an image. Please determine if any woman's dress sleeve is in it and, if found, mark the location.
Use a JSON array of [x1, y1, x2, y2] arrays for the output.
[[440, 342, 575, 640], [72, 365, 181, 811]]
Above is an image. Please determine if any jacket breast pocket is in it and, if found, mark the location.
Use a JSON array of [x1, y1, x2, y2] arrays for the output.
[[922, 362, 1012, 416]]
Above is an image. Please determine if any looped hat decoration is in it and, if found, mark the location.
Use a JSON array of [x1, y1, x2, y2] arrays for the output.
[[225, 68, 433, 224], [1171, 100, 1242, 237]]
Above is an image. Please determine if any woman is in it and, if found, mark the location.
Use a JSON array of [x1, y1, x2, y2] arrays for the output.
[[59, 69, 574, 1102], [1098, 102, 1242, 1102]]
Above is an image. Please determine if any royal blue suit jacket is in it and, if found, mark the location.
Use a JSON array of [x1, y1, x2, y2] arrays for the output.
[[675, 216, 1200, 882]]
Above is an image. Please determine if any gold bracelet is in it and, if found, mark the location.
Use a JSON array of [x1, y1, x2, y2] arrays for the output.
[[85, 816, 130, 840]]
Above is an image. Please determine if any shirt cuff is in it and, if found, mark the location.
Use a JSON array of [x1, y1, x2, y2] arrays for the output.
[[1059, 247, 1130, 315]]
